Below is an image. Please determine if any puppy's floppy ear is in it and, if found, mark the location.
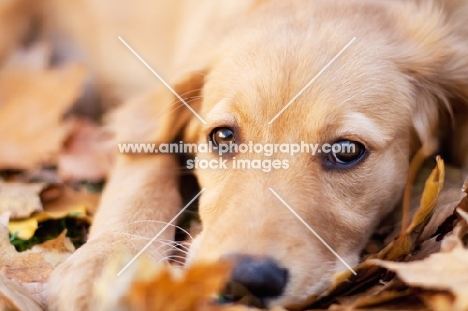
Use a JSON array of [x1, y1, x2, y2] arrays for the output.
[[159, 69, 208, 143], [108, 69, 207, 145], [391, 1, 468, 159]]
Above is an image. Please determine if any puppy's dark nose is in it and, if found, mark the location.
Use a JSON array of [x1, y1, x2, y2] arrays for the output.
[[222, 254, 289, 302]]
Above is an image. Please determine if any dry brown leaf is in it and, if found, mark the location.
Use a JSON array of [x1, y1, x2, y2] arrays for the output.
[[0, 220, 74, 308], [454, 177, 468, 220], [401, 147, 427, 235], [1, 167, 62, 184], [95, 253, 235, 311], [1, 252, 52, 284], [44, 185, 99, 216], [0, 0, 43, 65], [199, 304, 271, 311], [368, 183, 468, 311], [2, 41, 51, 72], [456, 208, 468, 224], [0, 271, 43, 311], [372, 244, 468, 311], [421, 292, 454, 311], [351, 289, 415, 309], [0, 183, 49, 219], [0, 64, 87, 169], [58, 117, 113, 181], [438, 208, 468, 254], [124, 263, 232, 311], [383, 162, 466, 247], [401, 157, 445, 240], [410, 236, 441, 261], [30, 230, 75, 268], [420, 188, 466, 241]]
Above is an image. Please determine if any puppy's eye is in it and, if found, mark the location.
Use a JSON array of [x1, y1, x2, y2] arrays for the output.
[[326, 140, 366, 166], [209, 127, 235, 147]]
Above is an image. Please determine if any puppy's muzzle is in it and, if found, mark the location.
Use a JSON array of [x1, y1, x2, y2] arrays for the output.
[[221, 254, 289, 306]]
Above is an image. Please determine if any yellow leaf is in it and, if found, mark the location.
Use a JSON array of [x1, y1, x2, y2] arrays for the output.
[[8, 205, 87, 239], [8, 218, 38, 240]]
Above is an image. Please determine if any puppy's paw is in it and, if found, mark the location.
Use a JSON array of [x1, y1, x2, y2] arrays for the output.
[[47, 239, 121, 311]]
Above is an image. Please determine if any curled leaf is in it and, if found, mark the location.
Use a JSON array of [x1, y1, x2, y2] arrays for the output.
[[95, 253, 233, 311]]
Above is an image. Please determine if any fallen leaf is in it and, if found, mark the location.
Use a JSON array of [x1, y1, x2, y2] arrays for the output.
[[2, 167, 62, 184], [0, 64, 87, 169], [372, 244, 468, 311], [352, 289, 416, 309], [420, 188, 466, 241], [58, 117, 113, 182], [1, 252, 51, 285], [0, 218, 74, 309], [43, 185, 99, 215], [454, 176, 468, 219], [0, 183, 49, 219], [439, 209, 468, 253], [0, 0, 42, 65], [95, 253, 234, 311], [8, 217, 39, 240], [204, 305, 272, 311], [332, 278, 397, 307], [2, 41, 51, 71], [0, 271, 43, 311], [421, 292, 454, 311], [400, 147, 427, 235], [401, 157, 445, 241], [364, 182, 468, 311], [30, 230, 75, 267], [409, 236, 441, 261]]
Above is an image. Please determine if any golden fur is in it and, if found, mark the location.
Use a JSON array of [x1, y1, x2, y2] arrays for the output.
[[47, 0, 468, 309]]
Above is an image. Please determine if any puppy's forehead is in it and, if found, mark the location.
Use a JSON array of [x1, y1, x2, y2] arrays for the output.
[[203, 27, 416, 144], [205, 56, 412, 145]]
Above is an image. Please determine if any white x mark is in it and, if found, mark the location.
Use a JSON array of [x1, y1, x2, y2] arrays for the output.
[[268, 37, 356, 124], [118, 36, 207, 124], [269, 188, 357, 275], [117, 188, 206, 276]]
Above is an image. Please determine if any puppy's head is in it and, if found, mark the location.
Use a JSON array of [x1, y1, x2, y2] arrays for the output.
[[162, 0, 468, 306]]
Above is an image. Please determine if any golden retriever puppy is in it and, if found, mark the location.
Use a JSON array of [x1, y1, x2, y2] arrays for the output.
[[48, 0, 468, 309]]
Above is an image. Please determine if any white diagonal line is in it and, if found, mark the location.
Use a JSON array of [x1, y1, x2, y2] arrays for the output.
[[268, 37, 356, 124], [118, 36, 207, 124], [268, 188, 357, 275], [117, 188, 206, 276]]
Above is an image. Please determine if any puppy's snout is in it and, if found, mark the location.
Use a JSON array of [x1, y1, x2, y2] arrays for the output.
[[222, 254, 289, 303]]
